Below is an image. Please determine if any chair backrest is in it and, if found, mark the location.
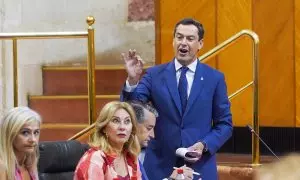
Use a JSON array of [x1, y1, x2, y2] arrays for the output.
[[38, 140, 90, 180]]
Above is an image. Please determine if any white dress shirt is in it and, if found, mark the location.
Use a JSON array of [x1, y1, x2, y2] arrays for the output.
[[174, 59, 197, 98], [138, 149, 146, 164], [125, 59, 197, 98]]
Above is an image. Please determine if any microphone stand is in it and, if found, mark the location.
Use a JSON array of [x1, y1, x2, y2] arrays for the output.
[[246, 125, 280, 161]]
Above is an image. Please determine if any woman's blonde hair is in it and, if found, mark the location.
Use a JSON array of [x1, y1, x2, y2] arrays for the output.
[[90, 101, 140, 158], [255, 153, 300, 180], [0, 107, 42, 180]]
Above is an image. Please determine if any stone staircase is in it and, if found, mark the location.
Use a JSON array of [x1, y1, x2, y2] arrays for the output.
[[29, 64, 151, 141]]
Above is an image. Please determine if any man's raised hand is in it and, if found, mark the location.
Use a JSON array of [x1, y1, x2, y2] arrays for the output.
[[122, 49, 144, 85]]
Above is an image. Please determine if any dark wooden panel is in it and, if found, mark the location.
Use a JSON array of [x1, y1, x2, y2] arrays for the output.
[[233, 127, 295, 155]]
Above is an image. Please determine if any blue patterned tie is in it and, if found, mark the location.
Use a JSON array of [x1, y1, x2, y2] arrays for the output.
[[178, 66, 189, 114]]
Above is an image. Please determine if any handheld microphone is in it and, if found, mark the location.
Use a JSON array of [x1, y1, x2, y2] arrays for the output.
[[246, 125, 280, 160]]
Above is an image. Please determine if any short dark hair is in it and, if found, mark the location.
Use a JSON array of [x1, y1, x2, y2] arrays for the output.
[[127, 100, 158, 124], [173, 18, 204, 41]]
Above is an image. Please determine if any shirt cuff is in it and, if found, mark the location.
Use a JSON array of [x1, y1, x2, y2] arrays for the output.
[[124, 79, 138, 92]]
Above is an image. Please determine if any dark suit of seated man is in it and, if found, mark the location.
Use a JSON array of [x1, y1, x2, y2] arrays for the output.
[[129, 101, 195, 180]]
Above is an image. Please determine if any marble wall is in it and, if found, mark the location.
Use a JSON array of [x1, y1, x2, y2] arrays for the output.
[[0, 0, 155, 112], [128, 0, 154, 21]]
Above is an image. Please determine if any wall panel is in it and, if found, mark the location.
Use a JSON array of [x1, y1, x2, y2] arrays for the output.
[[253, 0, 294, 127], [156, 0, 217, 67], [217, 0, 252, 127], [296, 0, 300, 127]]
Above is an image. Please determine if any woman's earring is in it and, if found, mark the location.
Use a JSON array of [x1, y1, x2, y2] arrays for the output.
[[104, 132, 108, 139], [130, 134, 135, 140]]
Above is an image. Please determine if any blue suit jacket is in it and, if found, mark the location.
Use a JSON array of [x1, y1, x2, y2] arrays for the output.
[[122, 60, 233, 180]]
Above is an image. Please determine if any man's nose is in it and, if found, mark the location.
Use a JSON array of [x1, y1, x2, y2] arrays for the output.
[[180, 37, 187, 44], [149, 129, 155, 138]]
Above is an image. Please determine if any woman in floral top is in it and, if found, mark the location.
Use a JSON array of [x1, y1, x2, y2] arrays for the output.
[[74, 101, 141, 180]]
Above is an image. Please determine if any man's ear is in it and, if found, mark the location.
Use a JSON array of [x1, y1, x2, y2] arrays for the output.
[[136, 124, 142, 132], [198, 39, 204, 51]]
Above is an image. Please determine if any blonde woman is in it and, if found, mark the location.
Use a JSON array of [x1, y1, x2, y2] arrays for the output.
[[255, 153, 300, 180], [74, 101, 141, 180], [0, 107, 42, 180]]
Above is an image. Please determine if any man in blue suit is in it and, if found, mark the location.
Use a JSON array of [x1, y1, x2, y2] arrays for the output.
[[121, 18, 233, 180]]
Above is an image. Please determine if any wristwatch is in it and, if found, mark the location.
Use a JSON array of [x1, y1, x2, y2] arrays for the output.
[[202, 141, 208, 153]]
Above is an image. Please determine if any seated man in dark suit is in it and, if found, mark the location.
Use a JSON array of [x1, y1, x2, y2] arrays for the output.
[[129, 101, 194, 180]]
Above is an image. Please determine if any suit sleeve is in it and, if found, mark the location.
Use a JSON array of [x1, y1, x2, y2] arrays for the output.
[[120, 69, 152, 103], [202, 73, 233, 155]]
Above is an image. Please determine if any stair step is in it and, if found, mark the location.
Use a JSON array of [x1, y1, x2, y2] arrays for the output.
[[29, 95, 119, 124], [40, 124, 87, 141], [42, 65, 152, 95], [29, 95, 119, 141]]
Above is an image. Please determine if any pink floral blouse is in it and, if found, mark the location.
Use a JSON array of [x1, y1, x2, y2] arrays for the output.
[[74, 147, 141, 180], [15, 165, 37, 180]]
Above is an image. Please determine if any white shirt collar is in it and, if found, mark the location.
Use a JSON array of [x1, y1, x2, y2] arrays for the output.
[[174, 58, 198, 73]]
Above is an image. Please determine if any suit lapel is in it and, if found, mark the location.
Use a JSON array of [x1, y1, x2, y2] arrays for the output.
[[184, 61, 205, 116], [164, 61, 182, 116]]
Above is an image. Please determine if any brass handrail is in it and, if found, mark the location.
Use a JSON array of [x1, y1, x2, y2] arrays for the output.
[[0, 32, 87, 39], [0, 16, 96, 126], [228, 81, 253, 100], [69, 122, 96, 140], [198, 29, 260, 165], [12, 39, 18, 106]]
